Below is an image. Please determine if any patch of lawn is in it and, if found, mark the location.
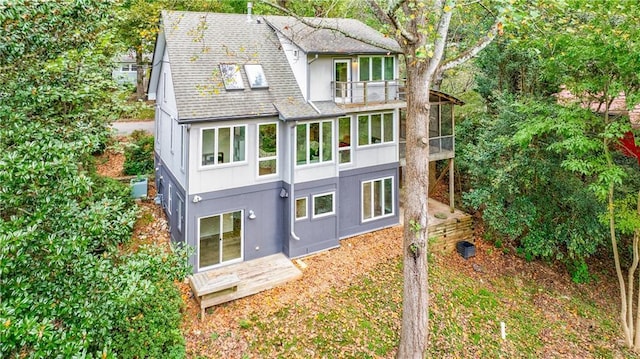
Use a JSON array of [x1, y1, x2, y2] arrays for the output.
[[239, 255, 637, 358]]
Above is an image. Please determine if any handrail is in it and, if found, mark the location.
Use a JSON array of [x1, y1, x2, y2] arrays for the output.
[[331, 79, 406, 105]]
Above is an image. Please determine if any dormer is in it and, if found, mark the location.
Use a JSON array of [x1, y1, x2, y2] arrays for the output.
[[265, 16, 404, 109]]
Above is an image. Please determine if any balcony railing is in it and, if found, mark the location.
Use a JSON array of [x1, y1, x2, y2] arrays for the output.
[[332, 80, 405, 105]]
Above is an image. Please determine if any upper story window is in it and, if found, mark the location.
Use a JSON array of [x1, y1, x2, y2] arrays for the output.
[[258, 123, 278, 176], [296, 120, 333, 166], [338, 116, 351, 164], [358, 112, 394, 146], [359, 56, 394, 82], [201, 125, 246, 167], [244, 64, 268, 89], [219, 64, 244, 90]]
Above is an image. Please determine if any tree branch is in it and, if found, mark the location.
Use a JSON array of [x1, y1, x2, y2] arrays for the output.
[[437, 18, 498, 76], [261, 0, 401, 53], [367, 0, 416, 45], [426, 1, 455, 77]]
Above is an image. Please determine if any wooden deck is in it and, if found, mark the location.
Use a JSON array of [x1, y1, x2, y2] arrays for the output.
[[426, 198, 474, 253], [189, 253, 302, 315]]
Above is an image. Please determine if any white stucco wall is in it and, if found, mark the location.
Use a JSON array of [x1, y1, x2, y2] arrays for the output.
[[276, 32, 307, 100], [188, 118, 285, 195], [308, 56, 334, 102]]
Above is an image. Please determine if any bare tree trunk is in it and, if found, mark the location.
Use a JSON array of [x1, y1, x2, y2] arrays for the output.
[[634, 190, 640, 349], [397, 58, 431, 359], [135, 49, 145, 100]]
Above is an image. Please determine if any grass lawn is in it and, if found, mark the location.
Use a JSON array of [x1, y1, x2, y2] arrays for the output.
[[185, 236, 637, 358]]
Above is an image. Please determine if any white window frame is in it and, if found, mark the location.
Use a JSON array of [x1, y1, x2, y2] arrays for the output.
[[257, 122, 278, 177], [357, 112, 394, 147], [197, 210, 244, 271], [296, 120, 334, 166], [295, 197, 308, 220], [361, 176, 394, 222], [167, 184, 172, 215], [200, 125, 247, 168], [338, 116, 352, 165], [358, 56, 395, 82], [312, 192, 335, 219], [176, 194, 184, 233]]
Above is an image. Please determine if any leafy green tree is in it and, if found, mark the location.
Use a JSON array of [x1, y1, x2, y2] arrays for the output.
[[460, 97, 606, 273], [470, 0, 640, 349], [0, 1, 190, 356]]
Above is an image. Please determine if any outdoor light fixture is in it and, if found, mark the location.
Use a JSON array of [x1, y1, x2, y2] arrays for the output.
[[248, 210, 257, 220], [192, 195, 202, 203]]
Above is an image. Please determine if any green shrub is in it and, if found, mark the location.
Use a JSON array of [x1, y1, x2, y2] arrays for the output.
[[123, 130, 155, 175]]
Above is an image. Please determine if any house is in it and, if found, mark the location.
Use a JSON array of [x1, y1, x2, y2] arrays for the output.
[[147, 9, 467, 278], [112, 52, 151, 88]]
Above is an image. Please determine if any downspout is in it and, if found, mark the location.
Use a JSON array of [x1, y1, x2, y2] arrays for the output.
[[290, 122, 301, 241]]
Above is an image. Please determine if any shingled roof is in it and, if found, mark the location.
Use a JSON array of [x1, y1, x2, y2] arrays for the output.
[[264, 16, 401, 55], [159, 11, 319, 122]]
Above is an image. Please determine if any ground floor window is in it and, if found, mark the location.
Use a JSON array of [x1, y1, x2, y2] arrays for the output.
[[295, 197, 307, 220], [362, 177, 394, 221], [199, 210, 243, 269], [312, 192, 335, 218]]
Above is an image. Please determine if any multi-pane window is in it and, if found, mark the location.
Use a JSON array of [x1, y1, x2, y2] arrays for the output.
[[358, 56, 394, 82], [258, 123, 278, 176], [338, 117, 351, 164], [296, 120, 333, 165], [362, 177, 394, 221], [295, 197, 307, 220], [313, 192, 335, 218], [201, 125, 246, 166], [357, 112, 394, 146]]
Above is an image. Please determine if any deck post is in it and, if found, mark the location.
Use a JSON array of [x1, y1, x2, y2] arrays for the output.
[[449, 158, 455, 213]]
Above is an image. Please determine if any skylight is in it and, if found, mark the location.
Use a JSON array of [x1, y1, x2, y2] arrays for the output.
[[219, 64, 244, 90], [244, 64, 268, 89]]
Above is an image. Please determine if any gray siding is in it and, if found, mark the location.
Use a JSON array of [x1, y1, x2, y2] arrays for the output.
[[338, 163, 400, 238], [186, 181, 286, 273], [155, 154, 187, 245], [286, 177, 339, 258]]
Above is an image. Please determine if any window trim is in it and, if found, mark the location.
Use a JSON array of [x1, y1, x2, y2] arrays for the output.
[[295, 197, 308, 220], [176, 194, 184, 233], [361, 176, 395, 222], [312, 192, 335, 219], [358, 55, 395, 82], [296, 120, 334, 166], [338, 116, 352, 165], [197, 210, 244, 271], [200, 125, 247, 169], [167, 184, 172, 215], [257, 122, 278, 177], [357, 112, 394, 147]]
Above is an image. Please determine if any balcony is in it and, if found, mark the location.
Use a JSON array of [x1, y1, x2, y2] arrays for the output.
[[332, 80, 405, 106]]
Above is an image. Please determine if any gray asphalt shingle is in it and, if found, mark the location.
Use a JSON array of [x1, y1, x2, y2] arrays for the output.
[[162, 11, 315, 121]]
